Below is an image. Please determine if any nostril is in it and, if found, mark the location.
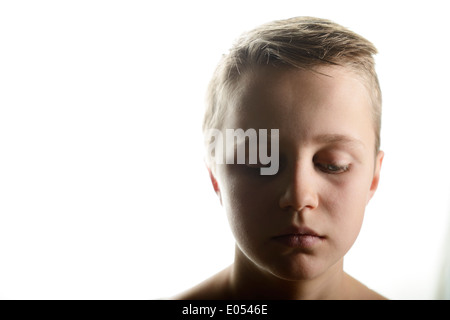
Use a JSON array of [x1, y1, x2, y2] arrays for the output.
[[278, 181, 319, 212]]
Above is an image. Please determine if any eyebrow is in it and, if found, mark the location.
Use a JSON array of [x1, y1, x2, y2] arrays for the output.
[[312, 134, 366, 149]]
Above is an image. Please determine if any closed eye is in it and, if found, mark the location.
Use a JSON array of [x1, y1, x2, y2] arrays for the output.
[[315, 163, 350, 174], [245, 162, 271, 168]]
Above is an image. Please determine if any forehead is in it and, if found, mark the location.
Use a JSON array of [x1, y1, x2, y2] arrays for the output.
[[225, 65, 374, 152]]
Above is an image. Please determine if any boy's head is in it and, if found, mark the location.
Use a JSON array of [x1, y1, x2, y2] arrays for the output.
[[203, 16, 381, 165], [202, 17, 384, 282]]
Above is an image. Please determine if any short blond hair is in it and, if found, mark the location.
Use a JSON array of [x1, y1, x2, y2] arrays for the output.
[[203, 16, 382, 156]]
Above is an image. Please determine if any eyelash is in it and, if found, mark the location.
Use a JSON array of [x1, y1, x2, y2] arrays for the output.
[[245, 162, 270, 168], [244, 162, 349, 176], [315, 163, 350, 174]]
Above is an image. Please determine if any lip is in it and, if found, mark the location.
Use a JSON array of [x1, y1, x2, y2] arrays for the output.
[[272, 226, 325, 248]]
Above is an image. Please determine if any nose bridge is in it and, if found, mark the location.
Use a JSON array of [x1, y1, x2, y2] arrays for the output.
[[279, 157, 318, 212]]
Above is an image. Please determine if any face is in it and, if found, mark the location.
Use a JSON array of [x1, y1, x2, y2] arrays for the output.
[[212, 65, 383, 281]]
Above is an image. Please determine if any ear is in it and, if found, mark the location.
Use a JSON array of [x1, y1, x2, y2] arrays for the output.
[[367, 150, 384, 204], [206, 164, 222, 205]]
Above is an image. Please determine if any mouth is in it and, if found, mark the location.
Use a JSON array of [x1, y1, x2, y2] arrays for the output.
[[272, 226, 325, 248]]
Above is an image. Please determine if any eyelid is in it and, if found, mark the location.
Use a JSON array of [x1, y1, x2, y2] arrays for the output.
[[245, 161, 271, 168], [315, 144, 363, 165], [315, 162, 350, 174]]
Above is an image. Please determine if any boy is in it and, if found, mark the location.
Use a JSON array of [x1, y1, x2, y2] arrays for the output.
[[176, 16, 386, 300]]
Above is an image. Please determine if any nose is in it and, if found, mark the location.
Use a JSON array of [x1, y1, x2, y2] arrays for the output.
[[278, 161, 319, 213]]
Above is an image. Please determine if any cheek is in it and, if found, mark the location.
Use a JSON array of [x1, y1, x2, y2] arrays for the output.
[[323, 178, 369, 215], [219, 168, 277, 244], [321, 171, 372, 248]]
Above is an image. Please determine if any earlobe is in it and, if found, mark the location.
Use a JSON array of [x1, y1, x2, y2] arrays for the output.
[[206, 165, 222, 205], [367, 150, 384, 204]]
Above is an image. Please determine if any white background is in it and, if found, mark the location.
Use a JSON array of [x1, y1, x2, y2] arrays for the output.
[[1, 0, 449, 299]]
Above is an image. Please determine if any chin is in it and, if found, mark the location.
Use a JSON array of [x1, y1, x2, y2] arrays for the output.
[[263, 253, 331, 282]]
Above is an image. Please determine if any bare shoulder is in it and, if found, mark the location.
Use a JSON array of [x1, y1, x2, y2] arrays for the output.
[[344, 273, 388, 300], [171, 266, 232, 300]]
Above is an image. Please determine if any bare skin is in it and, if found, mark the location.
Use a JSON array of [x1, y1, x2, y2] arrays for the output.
[[175, 65, 386, 300], [174, 248, 386, 300]]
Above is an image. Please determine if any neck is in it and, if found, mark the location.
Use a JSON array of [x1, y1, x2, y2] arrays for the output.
[[228, 246, 346, 300]]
